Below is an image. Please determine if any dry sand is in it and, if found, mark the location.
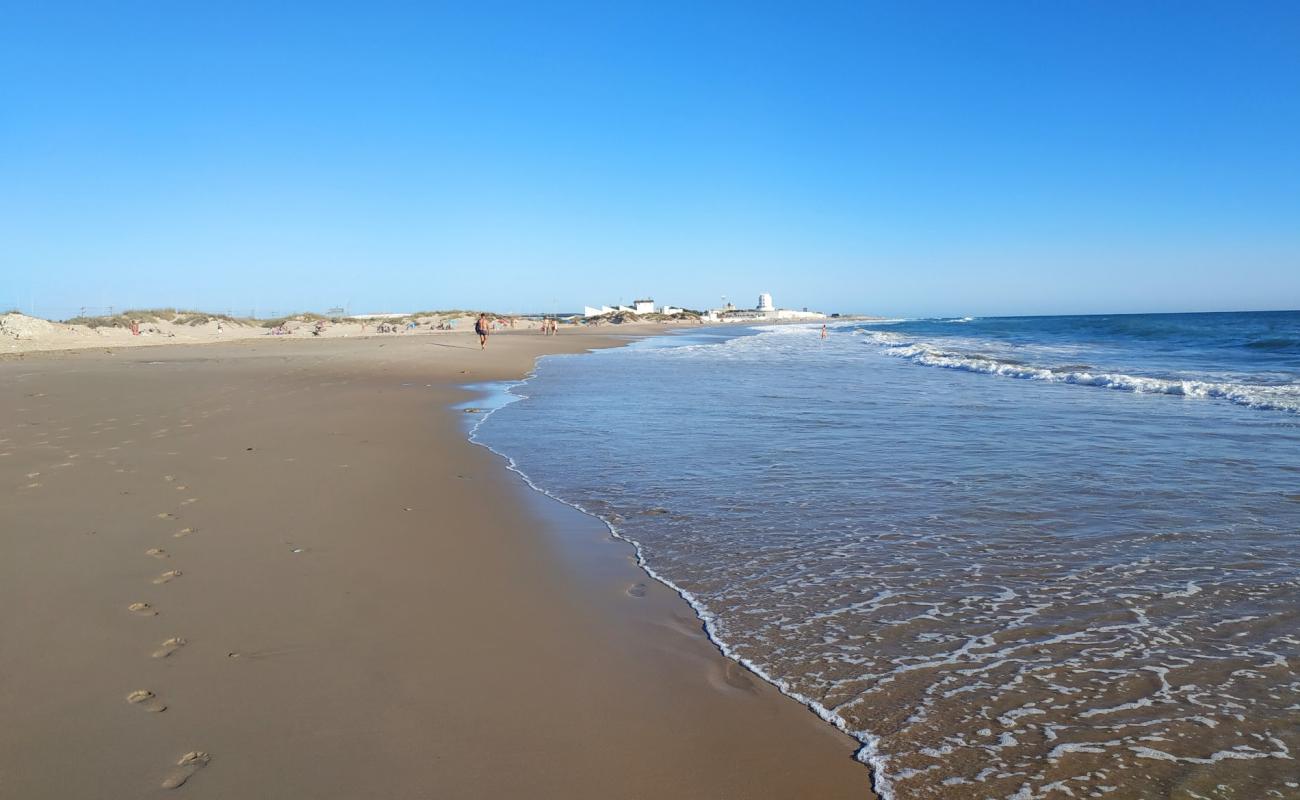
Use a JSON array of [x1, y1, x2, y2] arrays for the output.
[[0, 311, 700, 355], [0, 328, 873, 798]]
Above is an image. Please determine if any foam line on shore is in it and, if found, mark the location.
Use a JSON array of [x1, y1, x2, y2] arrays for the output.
[[463, 346, 889, 800]]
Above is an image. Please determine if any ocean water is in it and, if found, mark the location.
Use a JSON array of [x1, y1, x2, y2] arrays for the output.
[[472, 311, 1300, 799]]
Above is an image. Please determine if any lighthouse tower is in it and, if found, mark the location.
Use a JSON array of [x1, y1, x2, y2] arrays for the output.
[[757, 293, 774, 312]]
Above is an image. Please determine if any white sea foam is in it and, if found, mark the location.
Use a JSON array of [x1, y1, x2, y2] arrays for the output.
[[465, 325, 1300, 799], [859, 331, 1300, 413], [464, 356, 893, 798]]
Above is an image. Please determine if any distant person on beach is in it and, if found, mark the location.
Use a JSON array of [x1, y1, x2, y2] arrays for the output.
[[821, 324, 828, 339], [475, 313, 489, 349]]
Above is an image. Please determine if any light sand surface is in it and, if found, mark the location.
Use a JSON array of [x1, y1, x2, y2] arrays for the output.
[[0, 328, 874, 799], [0, 311, 707, 354]]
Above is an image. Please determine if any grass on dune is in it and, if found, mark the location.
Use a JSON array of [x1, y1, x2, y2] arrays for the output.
[[64, 309, 255, 328]]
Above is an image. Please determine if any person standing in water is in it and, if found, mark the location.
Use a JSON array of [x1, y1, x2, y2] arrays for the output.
[[820, 324, 828, 339], [475, 313, 489, 349]]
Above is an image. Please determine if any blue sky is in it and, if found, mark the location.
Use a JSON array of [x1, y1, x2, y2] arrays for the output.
[[2, 1, 1297, 318]]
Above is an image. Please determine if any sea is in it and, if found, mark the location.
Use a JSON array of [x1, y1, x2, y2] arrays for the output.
[[470, 311, 1300, 800]]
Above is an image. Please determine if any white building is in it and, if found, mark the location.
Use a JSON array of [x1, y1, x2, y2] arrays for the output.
[[711, 291, 826, 321], [585, 298, 664, 317]]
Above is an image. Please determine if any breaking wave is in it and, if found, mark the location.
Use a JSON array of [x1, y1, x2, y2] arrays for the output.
[[860, 330, 1300, 414]]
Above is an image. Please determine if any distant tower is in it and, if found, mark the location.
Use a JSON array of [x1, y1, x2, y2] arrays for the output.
[[758, 292, 774, 312]]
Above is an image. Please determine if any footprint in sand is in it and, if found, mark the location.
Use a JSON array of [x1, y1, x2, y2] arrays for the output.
[[146, 548, 169, 559], [156, 512, 178, 520], [180, 498, 198, 506], [25, 482, 41, 488], [152, 637, 188, 659], [25, 472, 40, 479], [161, 751, 210, 790], [163, 475, 175, 482], [129, 602, 157, 617], [173, 528, 196, 538], [626, 583, 648, 598], [174, 485, 187, 491], [127, 689, 167, 712], [153, 570, 183, 585]]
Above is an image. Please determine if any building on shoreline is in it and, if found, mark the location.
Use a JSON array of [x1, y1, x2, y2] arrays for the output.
[[579, 292, 823, 322], [583, 298, 686, 318], [704, 293, 826, 322]]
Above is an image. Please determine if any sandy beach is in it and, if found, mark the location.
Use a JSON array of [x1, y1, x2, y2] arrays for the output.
[[0, 327, 872, 799]]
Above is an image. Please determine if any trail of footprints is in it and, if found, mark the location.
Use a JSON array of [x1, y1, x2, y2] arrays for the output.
[[129, 471, 210, 789], [8, 412, 234, 790]]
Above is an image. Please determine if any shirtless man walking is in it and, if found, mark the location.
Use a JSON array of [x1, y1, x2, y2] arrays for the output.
[[475, 313, 490, 349]]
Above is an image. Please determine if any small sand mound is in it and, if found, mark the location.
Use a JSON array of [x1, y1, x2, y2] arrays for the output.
[[0, 313, 84, 341]]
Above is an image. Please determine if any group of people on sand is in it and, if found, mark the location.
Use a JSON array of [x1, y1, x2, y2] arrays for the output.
[[540, 318, 559, 336]]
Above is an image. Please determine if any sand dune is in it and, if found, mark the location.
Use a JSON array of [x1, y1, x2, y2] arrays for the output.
[[1, 310, 696, 356]]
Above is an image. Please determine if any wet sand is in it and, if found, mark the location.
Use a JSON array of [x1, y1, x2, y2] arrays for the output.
[[0, 329, 872, 798]]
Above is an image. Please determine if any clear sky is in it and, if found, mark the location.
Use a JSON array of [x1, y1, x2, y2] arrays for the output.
[[2, 1, 1298, 319]]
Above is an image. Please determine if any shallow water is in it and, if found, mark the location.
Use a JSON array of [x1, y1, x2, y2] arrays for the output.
[[475, 313, 1300, 799]]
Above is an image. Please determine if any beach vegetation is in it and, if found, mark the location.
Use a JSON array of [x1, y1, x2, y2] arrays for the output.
[[401, 309, 496, 320], [64, 309, 254, 328], [259, 312, 335, 328], [65, 308, 179, 328], [174, 311, 249, 326]]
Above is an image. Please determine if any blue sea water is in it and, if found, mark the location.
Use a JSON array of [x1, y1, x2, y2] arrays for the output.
[[473, 312, 1300, 800]]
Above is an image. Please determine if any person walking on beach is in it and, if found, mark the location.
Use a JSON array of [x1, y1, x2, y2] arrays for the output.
[[475, 313, 489, 349]]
